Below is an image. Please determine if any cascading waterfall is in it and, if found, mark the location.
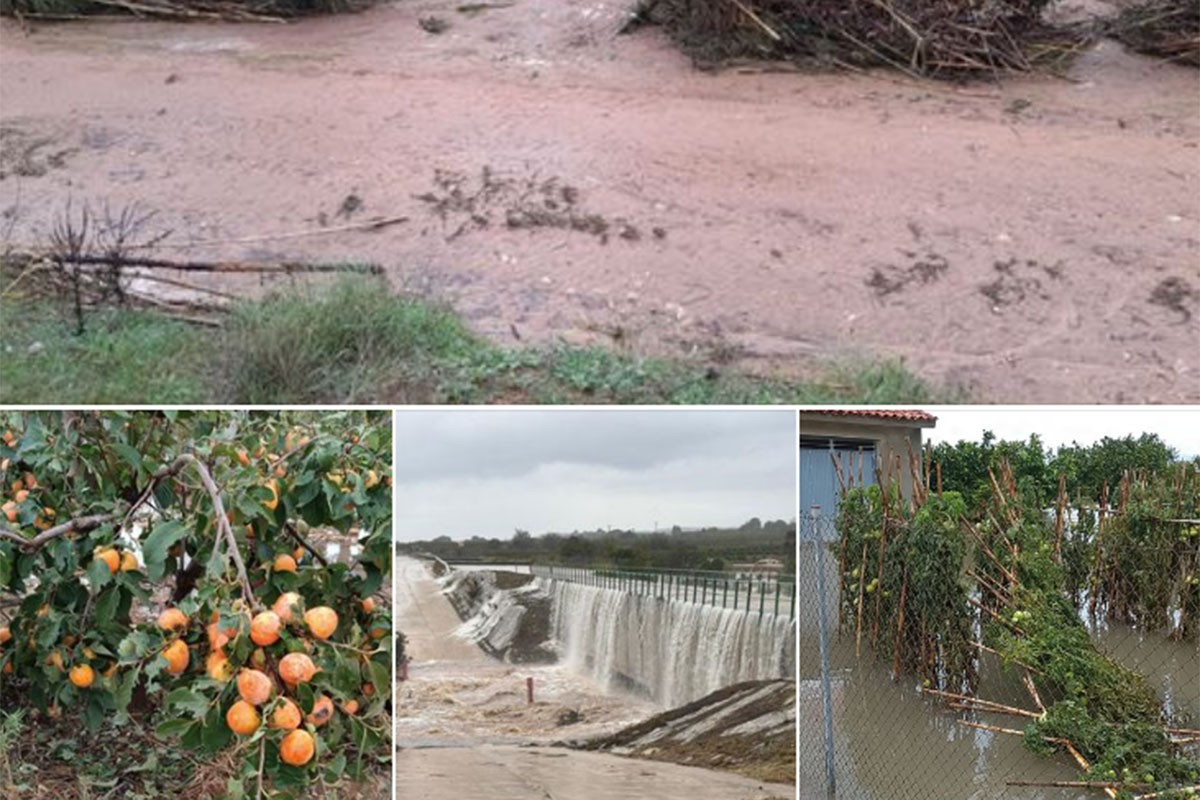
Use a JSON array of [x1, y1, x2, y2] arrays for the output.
[[543, 579, 796, 709]]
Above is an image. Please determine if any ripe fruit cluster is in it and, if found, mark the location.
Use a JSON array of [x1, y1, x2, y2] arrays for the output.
[[1, 412, 393, 794], [1, 466, 54, 531], [160, 588, 378, 771]]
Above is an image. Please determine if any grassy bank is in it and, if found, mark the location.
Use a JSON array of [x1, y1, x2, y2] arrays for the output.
[[0, 278, 961, 404]]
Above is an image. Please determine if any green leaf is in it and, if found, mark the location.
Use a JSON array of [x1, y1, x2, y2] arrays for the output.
[[155, 718, 193, 738], [86, 558, 113, 591], [166, 688, 210, 718], [323, 753, 347, 783], [84, 694, 105, 731], [143, 521, 189, 582], [224, 777, 246, 800], [94, 586, 120, 628], [201, 705, 232, 753], [332, 661, 359, 695], [0, 544, 12, 589], [112, 442, 144, 476], [113, 666, 139, 719], [206, 546, 228, 580]]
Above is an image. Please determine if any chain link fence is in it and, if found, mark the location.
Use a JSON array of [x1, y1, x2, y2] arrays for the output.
[[799, 513, 1200, 800]]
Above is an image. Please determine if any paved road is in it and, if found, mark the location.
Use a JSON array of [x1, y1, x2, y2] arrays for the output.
[[396, 745, 794, 800]]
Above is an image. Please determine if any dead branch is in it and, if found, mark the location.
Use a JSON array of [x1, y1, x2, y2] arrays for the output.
[[29, 252, 384, 275], [147, 214, 410, 249]]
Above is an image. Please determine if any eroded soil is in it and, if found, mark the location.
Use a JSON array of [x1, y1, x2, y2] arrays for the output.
[[1, 0, 1197, 401]]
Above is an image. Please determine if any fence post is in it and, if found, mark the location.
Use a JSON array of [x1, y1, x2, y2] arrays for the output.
[[811, 505, 837, 798]]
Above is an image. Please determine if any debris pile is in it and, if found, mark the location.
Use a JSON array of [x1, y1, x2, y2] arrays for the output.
[[634, 0, 1090, 78], [1109, 0, 1200, 66]]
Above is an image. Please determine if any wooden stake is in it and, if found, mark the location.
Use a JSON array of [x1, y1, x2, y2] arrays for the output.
[[1022, 671, 1046, 714], [969, 640, 1041, 675], [1054, 473, 1067, 564], [891, 566, 908, 681]]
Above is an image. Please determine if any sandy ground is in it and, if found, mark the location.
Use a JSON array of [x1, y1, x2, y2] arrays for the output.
[[1, 0, 1197, 402]]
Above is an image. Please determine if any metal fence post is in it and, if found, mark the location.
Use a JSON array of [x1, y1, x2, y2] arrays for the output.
[[810, 505, 837, 798]]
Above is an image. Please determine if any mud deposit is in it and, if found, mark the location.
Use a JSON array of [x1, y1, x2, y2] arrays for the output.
[[2, 0, 1197, 400]]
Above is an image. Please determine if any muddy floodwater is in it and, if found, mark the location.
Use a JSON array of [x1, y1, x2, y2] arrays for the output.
[[395, 557, 793, 799], [2, 0, 1198, 402], [797, 543, 1200, 800]]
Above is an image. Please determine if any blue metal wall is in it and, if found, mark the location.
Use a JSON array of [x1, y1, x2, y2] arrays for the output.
[[800, 440, 877, 539]]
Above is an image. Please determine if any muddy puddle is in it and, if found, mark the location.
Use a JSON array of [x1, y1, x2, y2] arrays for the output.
[[3, 0, 1198, 402]]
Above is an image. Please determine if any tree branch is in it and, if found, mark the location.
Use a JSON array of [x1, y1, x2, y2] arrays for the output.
[[0, 514, 117, 552], [283, 521, 329, 567], [2, 450, 260, 610], [179, 454, 258, 611]]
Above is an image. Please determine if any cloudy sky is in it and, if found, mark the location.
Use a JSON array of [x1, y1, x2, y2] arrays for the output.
[[924, 407, 1199, 459], [393, 410, 796, 541]]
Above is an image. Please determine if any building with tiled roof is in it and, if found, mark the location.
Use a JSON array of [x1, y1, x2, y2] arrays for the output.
[[799, 410, 937, 518]]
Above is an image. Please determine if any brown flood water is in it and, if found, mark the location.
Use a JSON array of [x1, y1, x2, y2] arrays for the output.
[[1, 0, 1198, 402], [395, 556, 794, 799], [798, 543, 1200, 800]]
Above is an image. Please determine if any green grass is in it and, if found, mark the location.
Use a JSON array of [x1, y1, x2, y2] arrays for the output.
[[0, 277, 963, 404]]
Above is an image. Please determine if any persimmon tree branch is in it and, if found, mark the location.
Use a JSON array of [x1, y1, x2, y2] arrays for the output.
[[283, 521, 329, 567], [1, 452, 258, 610], [0, 514, 118, 551], [178, 453, 258, 611]]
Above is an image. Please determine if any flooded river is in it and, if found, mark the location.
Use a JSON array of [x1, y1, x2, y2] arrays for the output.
[[396, 557, 795, 799]]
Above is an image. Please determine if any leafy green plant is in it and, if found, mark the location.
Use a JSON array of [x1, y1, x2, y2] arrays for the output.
[[835, 484, 974, 689]]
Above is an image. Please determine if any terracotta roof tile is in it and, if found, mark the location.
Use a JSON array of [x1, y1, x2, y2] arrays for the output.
[[804, 409, 937, 423]]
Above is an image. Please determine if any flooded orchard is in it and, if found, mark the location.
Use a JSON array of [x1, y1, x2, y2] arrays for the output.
[[798, 540, 1200, 800]]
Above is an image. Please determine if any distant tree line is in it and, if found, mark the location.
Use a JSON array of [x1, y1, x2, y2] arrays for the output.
[[933, 432, 1189, 510], [396, 517, 796, 574]]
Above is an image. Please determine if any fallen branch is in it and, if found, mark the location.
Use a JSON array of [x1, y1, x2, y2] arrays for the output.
[[145, 214, 410, 250], [921, 686, 1040, 718], [1007, 780, 1150, 791], [968, 639, 1042, 675], [38, 252, 383, 275], [725, 0, 781, 41], [1135, 787, 1200, 800]]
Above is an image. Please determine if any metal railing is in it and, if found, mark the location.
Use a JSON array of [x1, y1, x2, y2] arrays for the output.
[[530, 564, 796, 620]]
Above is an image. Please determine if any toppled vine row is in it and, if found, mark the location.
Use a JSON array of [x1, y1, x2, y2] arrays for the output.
[[835, 457, 1200, 798]]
